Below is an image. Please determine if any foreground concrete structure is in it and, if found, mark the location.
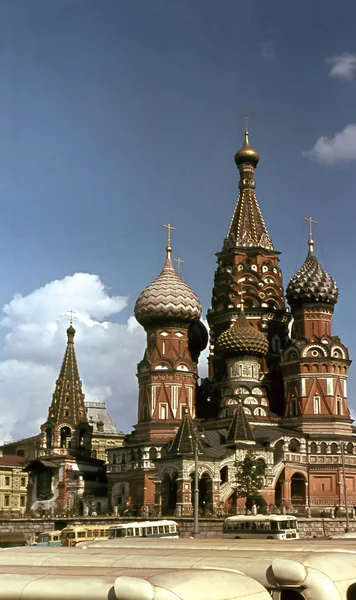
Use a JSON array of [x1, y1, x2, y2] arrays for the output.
[[2, 538, 356, 599]]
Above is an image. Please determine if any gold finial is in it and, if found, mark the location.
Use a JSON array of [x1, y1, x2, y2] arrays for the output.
[[163, 223, 176, 248], [67, 309, 76, 326], [305, 216, 316, 253], [242, 115, 251, 133], [174, 257, 184, 277]]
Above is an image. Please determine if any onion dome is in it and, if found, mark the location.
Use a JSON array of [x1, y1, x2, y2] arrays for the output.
[[234, 131, 260, 168], [135, 246, 202, 326], [286, 241, 339, 309], [215, 308, 268, 357], [66, 325, 75, 343]]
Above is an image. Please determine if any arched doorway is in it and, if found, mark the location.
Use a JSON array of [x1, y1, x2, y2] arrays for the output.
[[161, 472, 177, 515], [199, 472, 212, 512], [275, 470, 284, 507], [291, 472, 306, 506]]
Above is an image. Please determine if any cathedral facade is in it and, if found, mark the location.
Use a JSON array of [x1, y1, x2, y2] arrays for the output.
[[107, 130, 356, 516]]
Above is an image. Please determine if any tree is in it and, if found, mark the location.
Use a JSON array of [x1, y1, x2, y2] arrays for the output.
[[234, 453, 264, 512]]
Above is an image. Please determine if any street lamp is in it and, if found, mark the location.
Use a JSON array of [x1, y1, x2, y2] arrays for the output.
[[340, 442, 350, 533], [189, 431, 205, 537]]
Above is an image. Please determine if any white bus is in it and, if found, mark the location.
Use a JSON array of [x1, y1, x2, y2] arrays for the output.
[[108, 519, 179, 539], [61, 524, 111, 547], [223, 514, 299, 540]]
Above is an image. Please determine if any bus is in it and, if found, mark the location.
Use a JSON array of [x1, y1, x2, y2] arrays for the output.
[[36, 530, 62, 546], [61, 524, 112, 547], [108, 520, 179, 539], [223, 514, 299, 540]]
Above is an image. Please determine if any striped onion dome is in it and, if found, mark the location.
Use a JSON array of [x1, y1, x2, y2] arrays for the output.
[[215, 309, 268, 357], [286, 244, 338, 309], [134, 247, 202, 326]]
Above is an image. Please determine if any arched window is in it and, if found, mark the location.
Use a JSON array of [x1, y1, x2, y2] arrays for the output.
[[288, 439, 300, 453], [290, 396, 298, 416], [121, 454, 126, 464], [320, 442, 328, 454], [347, 442, 354, 455], [313, 395, 321, 415], [336, 397, 342, 415], [330, 442, 338, 455], [309, 442, 317, 454], [60, 426, 71, 449], [149, 447, 157, 461], [256, 458, 266, 475], [46, 427, 53, 449], [220, 466, 229, 484]]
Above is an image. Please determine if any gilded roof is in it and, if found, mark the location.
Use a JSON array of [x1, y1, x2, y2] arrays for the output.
[[286, 249, 339, 308], [135, 247, 202, 326], [215, 310, 269, 357], [223, 132, 273, 252]]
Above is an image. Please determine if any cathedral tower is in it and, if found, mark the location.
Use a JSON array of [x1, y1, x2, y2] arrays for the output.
[[282, 225, 352, 434], [207, 126, 290, 416], [39, 323, 92, 458], [134, 232, 208, 443]]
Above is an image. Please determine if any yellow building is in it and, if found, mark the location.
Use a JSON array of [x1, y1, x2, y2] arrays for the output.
[[0, 454, 28, 515]]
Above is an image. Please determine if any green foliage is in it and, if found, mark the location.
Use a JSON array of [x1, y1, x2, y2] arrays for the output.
[[234, 453, 264, 506]]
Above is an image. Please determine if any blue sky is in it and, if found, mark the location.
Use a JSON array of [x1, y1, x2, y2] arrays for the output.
[[0, 0, 356, 439]]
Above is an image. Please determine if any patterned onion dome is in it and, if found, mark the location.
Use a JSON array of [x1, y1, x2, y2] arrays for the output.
[[135, 247, 202, 326], [234, 131, 260, 168], [215, 309, 268, 357], [286, 244, 339, 308]]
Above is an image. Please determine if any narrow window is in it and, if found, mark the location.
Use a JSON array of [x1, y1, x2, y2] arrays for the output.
[[313, 395, 320, 415]]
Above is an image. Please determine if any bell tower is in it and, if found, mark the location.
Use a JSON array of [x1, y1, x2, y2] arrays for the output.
[[282, 221, 352, 435], [134, 227, 208, 443], [207, 123, 290, 416]]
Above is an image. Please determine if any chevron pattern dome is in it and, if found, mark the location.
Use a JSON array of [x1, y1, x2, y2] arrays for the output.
[[135, 248, 202, 326], [215, 310, 268, 357], [286, 250, 339, 308]]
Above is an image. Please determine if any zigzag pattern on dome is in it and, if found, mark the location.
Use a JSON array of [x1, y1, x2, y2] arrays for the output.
[[135, 248, 202, 325], [215, 309, 269, 357], [286, 249, 339, 308]]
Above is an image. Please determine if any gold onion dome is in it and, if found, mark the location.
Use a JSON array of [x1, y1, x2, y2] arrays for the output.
[[234, 131, 260, 168], [286, 243, 339, 309], [134, 247, 202, 326], [215, 309, 268, 357]]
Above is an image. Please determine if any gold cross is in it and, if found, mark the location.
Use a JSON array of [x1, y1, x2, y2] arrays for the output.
[[242, 115, 251, 132], [304, 216, 316, 241], [174, 257, 185, 277], [67, 309, 76, 326], [163, 223, 176, 247]]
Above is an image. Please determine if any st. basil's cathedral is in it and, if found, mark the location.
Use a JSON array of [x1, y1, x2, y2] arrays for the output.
[[106, 127, 355, 516], [4, 127, 354, 518]]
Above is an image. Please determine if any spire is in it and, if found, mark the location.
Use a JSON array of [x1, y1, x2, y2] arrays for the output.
[[47, 323, 87, 427], [223, 126, 273, 252], [225, 403, 255, 445], [305, 216, 316, 254], [169, 409, 203, 456]]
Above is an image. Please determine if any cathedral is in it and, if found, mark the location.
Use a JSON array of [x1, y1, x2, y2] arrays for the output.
[[106, 127, 356, 517]]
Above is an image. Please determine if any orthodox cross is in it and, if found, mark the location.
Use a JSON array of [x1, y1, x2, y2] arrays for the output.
[[174, 257, 184, 277], [163, 223, 176, 247], [242, 115, 251, 132], [304, 216, 316, 241], [67, 309, 76, 326]]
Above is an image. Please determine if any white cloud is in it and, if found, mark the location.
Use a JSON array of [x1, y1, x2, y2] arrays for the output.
[[326, 53, 356, 80], [261, 41, 275, 61], [0, 273, 144, 442], [303, 123, 356, 165], [0, 273, 209, 444]]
